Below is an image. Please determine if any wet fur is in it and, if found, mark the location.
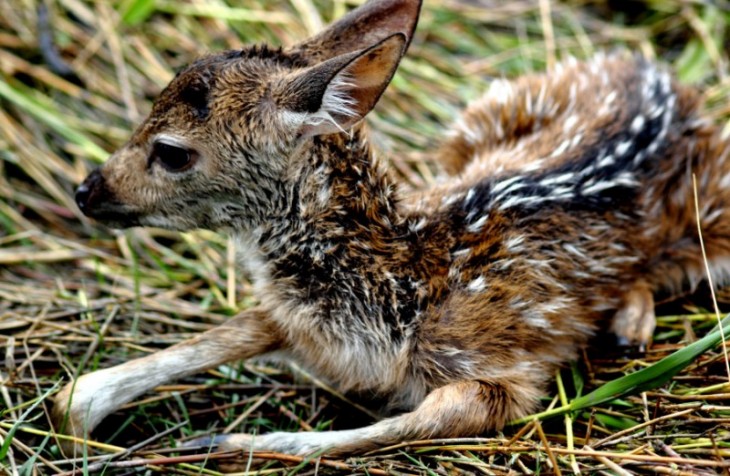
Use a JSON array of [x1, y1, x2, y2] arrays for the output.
[[57, 0, 730, 462]]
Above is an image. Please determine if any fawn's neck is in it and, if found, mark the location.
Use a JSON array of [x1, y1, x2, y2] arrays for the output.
[[235, 127, 448, 330], [297, 129, 399, 228], [237, 127, 403, 249], [255, 127, 403, 262]]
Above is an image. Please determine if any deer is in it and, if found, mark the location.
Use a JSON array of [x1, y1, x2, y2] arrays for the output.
[[57, 0, 730, 461]]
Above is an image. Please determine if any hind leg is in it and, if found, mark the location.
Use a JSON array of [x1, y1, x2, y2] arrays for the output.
[[611, 280, 656, 349], [188, 376, 542, 469]]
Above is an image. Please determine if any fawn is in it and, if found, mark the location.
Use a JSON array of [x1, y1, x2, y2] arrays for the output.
[[58, 0, 730, 459]]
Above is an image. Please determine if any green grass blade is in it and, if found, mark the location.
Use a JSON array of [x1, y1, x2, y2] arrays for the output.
[[119, 0, 158, 25], [513, 314, 730, 425], [571, 314, 730, 409], [0, 80, 108, 162], [0, 381, 60, 461], [155, 1, 292, 24]]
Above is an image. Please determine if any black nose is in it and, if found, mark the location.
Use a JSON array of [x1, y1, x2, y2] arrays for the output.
[[75, 169, 104, 214], [75, 183, 90, 211]]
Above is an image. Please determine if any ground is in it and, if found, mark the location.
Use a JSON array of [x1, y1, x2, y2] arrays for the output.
[[1, 0, 730, 474]]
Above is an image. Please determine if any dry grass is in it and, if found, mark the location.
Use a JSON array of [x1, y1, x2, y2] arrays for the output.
[[2, 0, 730, 474]]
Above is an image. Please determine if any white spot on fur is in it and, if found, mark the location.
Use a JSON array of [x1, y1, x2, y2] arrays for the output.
[[615, 140, 632, 157], [598, 154, 616, 168], [495, 258, 515, 270], [486, 79, 513, 105], [523, 311, 550, 329], [563, 243, 587, 260], [467, 215, 488, 233], [581, 172, 637, 195], [317, 186, 331, 206], [409, 218, 428, 232], [563, 114, 578, 133], [498, 195, 532, 210], [522, 158, 546, 172], [720, 171, 730, 190], [492, 176, 524, 195], [467, 276, 486, 293], [536, 296, 573, 315], [648, 104, 665, 120], [540, 172, 574, 187], [571, 133, 583, 149], [551, 139, 571, 158], [455, 117, 481, 145], [630, 115, 645, 133], [505, 234, 526, 252], [453, 248, 471, 258], [442, 194, 461, 206], [466, 188, 476, 202], [605, 90, 617, 106]]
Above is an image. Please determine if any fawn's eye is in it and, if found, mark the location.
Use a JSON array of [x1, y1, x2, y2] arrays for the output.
[[150, 142, 197, 172]]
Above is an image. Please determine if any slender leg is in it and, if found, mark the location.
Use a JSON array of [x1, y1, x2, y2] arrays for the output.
[[53, 307, 281, 454], [611, 281, 656, 349], [201, 376, 542, 466]]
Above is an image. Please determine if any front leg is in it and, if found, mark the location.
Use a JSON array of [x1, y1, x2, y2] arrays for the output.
[[53, 306, 281, 454], [200, 376, 542, 464]]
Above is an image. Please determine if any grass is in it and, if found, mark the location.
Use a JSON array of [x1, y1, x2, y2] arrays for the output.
[[2, 0, 730, 474]]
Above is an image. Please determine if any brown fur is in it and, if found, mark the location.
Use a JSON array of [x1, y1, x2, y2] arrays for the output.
[[57, 0, 730, 463]]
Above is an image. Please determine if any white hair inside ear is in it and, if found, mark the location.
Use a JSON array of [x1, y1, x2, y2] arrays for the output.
[[278, 34, 406, 137], [279, 73, 357, 135], [304, 72, 358, 134]]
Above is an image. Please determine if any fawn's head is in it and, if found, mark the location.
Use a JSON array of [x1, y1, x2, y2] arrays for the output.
[[76, 0, 421, 231]]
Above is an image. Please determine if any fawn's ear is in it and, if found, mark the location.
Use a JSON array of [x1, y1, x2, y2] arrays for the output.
[[276, 34, 406, 137], [288, 0, 421, 62]]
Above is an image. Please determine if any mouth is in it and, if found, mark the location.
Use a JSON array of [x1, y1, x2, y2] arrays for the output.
[[76, 169, 142, 228], [85, 206, 142, 228], [78, 197, 143, 228]]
